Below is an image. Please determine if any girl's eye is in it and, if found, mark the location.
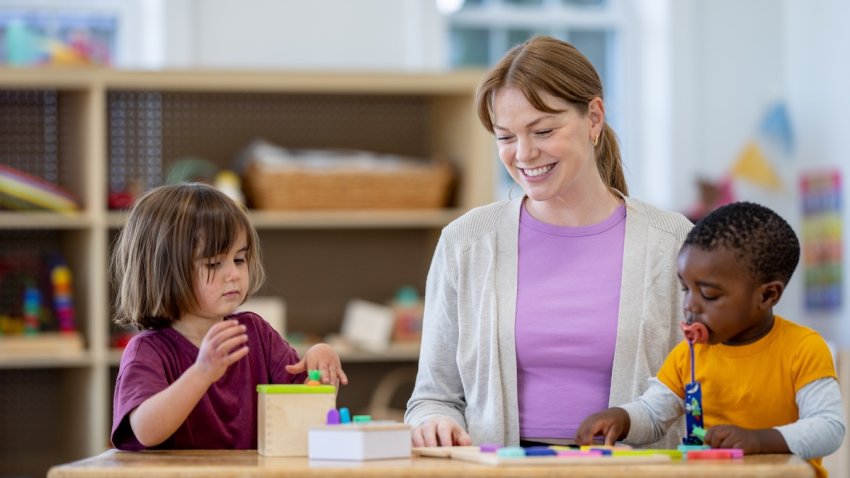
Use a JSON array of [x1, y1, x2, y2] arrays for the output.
[[496, 135, 513, 142], [235, 257, 247, 264], [205, 260, 222, 269], [535, 129, 553, 136]]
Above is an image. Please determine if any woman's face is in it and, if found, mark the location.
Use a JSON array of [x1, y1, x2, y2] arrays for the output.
[[491, 86, 603, 204]]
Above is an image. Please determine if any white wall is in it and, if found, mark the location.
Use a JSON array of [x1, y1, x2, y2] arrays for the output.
[[159, 0, 446, 71]]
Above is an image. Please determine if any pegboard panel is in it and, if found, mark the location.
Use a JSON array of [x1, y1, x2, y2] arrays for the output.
[[0, 89, 80, 194], [0, 369, 63, 455], [107, 91, 431, 193], [0, 230, 64, 328]]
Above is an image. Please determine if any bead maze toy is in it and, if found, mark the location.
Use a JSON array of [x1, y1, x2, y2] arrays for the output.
[[680, 318, 709, 445]]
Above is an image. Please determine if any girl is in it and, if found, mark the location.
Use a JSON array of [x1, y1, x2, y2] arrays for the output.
[[110, 182, 348, 450]]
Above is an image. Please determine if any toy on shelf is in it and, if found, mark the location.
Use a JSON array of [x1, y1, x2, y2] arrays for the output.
[[391, 285, 423, 343], [256, 374, 336, 457], [51, 264, 77, 333], [680, 319, 709, 444], [308, 408, 411, 461], [22, 283, 41, 335], [0, 165, 79, 213]]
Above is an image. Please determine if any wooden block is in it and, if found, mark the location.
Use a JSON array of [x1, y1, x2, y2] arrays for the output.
[[0, 331, 84, 358], [257, 384, 336, 457], [309, 421, 411, 460]]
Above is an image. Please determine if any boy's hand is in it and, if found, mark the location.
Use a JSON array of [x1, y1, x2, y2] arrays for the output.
[[575, 407, 630, 446], [411, 416, 471, 447], [704, 425, 789, 455], [195, 319, 249, 383], [285, 343, 349, 386]]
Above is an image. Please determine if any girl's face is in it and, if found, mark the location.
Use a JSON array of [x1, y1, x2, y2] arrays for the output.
[[188, 230, 250, 321], [677, 245, 775, 345], [491, 86, 603, 205]]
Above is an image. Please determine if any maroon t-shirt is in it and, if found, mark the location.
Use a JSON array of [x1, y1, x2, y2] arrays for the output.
[[111, 311, 306, 450]]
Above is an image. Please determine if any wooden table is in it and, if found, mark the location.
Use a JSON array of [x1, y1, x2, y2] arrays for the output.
[[48, 449, 814, 478]]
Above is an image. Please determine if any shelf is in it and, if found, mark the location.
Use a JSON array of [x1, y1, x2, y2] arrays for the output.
[[0, 212, 93, 229], [107, 209, 464, 230], [0, 69, 491, 478], [0, 332, 90, 368]]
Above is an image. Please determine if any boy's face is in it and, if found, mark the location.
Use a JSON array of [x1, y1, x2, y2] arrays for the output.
[[677, 244, 774, 345]]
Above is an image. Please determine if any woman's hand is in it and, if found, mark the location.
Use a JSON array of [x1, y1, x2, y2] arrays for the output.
[[411, 416, 472, 447], [575, 407, 630, 446], [285, 343, 349, 386], [195, 319, 249, 383]]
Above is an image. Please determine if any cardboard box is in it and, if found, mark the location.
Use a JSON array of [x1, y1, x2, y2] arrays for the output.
[[308, 421, 412, 460], [257, 384, 336, 456]]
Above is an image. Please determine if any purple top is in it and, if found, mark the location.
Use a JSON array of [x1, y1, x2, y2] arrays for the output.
[[111, 311, 306, 450], [515, 204, 625, 439]]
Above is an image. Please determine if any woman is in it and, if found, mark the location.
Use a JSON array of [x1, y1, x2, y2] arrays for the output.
[[405, 36, 692, 449]]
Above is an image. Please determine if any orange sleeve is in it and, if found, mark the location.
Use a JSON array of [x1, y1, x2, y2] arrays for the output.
[[656, 341, 690, 399], [792, 332, 838, 392]]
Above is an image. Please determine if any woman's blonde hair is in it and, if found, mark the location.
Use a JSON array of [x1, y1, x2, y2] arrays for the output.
[[111, 183, 265, 329], [475, 35, 627, 195]]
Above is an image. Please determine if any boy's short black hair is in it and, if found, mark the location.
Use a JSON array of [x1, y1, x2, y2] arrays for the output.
[[683, 201, 800, 285]]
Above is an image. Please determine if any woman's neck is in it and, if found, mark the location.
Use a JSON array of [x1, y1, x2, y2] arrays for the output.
[[524, 187, 623, 227]]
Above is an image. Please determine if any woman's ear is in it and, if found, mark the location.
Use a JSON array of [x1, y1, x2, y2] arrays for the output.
[[588, 97, 605, 139], [758, 280, 785, 310]]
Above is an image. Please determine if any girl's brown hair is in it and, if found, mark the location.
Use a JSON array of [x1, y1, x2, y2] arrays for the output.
[[111, 183, 265, 329], [475, 35, 627, 195]]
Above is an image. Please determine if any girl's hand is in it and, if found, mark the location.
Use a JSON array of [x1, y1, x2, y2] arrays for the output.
[[285, 343, 349, 386], [411, 416, 471, 447], [194, 319, 249, 383]]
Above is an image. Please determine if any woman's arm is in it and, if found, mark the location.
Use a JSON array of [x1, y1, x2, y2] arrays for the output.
[[405, 234, 469, 441]]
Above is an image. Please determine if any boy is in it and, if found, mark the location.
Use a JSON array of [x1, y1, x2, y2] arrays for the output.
[[576, 202, 845, 477]]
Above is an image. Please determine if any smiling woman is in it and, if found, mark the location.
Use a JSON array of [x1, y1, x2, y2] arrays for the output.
[[405, 35, 693, 450]]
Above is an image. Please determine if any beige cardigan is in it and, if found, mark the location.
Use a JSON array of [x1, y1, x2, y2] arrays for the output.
[[405, 195, 693, 448]]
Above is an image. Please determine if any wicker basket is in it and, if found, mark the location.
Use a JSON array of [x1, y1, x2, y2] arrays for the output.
[[243, 155, 455, 210]]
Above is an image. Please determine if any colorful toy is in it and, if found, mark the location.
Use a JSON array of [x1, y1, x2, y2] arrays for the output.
[[680, 319, 709, 444], [51, 264, 77, 333], [0, 165, 79, 213], [687, 448, 744, 460], [306, 369, 322, 386], [414, 445, 672, 466], [22, 283, 41, 335], [308, 408, 411, 461]]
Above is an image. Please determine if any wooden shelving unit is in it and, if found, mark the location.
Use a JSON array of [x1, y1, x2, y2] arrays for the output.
[[0, 68, 492, 478]]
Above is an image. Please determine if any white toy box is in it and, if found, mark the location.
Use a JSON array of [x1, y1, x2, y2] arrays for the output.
[[308, 420, 412, 461], [257, 384, 336, 457]]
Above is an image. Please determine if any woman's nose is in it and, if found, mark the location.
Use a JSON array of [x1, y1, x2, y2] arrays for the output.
[[515, 138, 537, 162]]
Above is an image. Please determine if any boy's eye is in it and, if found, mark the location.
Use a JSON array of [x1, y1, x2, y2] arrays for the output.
[[700, 291, 719, 301]]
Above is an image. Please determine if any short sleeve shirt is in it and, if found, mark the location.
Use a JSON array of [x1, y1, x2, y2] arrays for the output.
[[111, 311, 306, 450]]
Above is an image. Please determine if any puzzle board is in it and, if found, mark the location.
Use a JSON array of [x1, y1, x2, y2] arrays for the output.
[[413, 447, 671, 467]]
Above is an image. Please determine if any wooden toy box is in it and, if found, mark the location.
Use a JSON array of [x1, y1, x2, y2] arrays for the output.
[[257, 384, 336, 457]]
